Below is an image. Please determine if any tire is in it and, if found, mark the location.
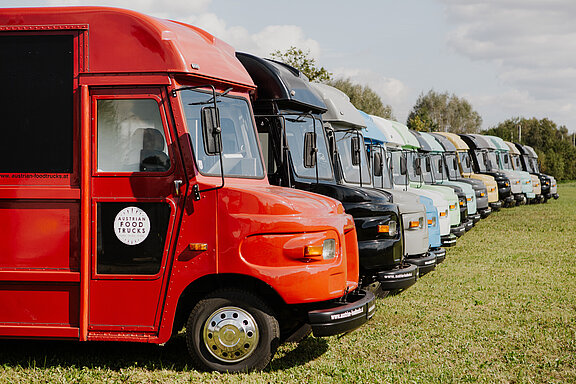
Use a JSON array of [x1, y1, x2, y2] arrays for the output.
[[186, 289, 280, 373]]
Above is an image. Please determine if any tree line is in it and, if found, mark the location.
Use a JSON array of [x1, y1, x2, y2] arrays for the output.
[[270, 47, 575, 180]]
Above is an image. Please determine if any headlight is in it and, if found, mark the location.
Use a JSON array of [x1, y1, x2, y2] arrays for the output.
[[378, 220, 397, 237], [322, 239, 336, 260]]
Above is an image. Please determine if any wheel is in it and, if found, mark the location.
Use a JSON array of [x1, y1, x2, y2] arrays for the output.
[[186, 289, 280, 373]]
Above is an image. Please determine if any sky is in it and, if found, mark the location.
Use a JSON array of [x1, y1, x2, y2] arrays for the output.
[[2, 0, 575, 133]]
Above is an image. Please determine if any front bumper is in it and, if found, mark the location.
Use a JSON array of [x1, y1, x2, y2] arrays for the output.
[[451, 223, 466, 238], [479, 206, 493, 218], [502, 195, 515, 207], [441, 233, 457, 247], [468, 212, 481, 224], [489, 201, 502, 211], [463, 218, 474, 232], [309, 289, 376, 337], [405, 252, 437, 276], [430, 247, 446, 264], [514, 193, 527, 206], [376, 262, 418, 291]]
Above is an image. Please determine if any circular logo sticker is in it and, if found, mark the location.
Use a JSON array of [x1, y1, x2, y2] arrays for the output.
[[114, 206, 151, 245]]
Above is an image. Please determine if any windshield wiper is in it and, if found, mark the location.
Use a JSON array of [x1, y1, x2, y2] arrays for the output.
[[187, 87, 233, 105]]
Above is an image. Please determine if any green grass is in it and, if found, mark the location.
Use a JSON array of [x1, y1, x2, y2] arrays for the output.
[[2, 183, 576, 383]]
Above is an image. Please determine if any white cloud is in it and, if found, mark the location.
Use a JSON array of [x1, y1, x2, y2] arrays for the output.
[[332, 68, 412, 121], [441, 0, 576, 130]]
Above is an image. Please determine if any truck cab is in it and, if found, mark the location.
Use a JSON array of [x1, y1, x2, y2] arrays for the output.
[[0, 7, 375, 373], [433, 132, 503, 211], [236, 53, 418, 292], [514, 144, 558, 201], [412, 131, 480, 230], [386, 123, 465, 239], [487, 135, 534, 204], [369, 117, 458, 248], [505, 141, 542, 203], [459, 134, 515, 207], [362, 114, 445, 264], [429, 132, 492, 218]]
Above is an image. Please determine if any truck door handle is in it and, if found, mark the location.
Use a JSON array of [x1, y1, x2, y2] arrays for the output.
[[174, 179, 183, 196]]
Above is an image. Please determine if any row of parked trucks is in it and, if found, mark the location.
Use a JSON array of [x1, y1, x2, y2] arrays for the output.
[[0, 7, 559, 373]]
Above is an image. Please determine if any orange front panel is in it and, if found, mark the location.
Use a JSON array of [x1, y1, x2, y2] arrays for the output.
[[0, 201, 80, 270], [0, 283, 79, 326], [88, 280, 162, 330]]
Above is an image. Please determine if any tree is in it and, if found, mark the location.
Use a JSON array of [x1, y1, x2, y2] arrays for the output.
[[269, 46, 332, 83], [407, 90, 482, 133], [484, 117, 576, 180], [327, 78, 395, 119]]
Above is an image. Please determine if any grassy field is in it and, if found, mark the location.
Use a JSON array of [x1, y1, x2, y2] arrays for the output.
[[1, 183, 575, 383]]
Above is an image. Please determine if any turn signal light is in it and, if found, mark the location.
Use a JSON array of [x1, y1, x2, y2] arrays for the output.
[[189, 243, 208, 251], [449, 204, 456, 210], [304, 245, 323, 257], [439, 210, 447, 217], [409, 220, 420, 229], [480, 192, 485, 197]]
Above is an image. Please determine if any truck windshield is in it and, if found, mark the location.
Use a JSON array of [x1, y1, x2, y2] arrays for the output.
[[530, 157, 540, 173], [285, 115, 333, 180], [458, 151, 474, 173], [334, 130, 371, 185], [473, 150, 489, 172], [390, 149, 408, 186], [510, 154, 522, 170], [444, 153, 461, 179], [430, 154, 447, 181], [418, 153, 434, 183], [499, 152, 513, 170], [486, 151, 499, 171], [181, 89, 264, 178], [406, 151, 426, 183], [369, 145, 393, 189]]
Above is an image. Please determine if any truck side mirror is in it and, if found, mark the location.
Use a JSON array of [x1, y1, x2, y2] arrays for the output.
[[439, 159, 444, 173], [202, 106, 222, 155], [425, 157, 431, 172], [373, 152, 383, 177], [466, 156, 471, 168], [453, 157, 458, 170], [414, 157, 421, 176], [351, 136, 361, 166], [400, 157, 407, 175], [303, 131, 317, 168]]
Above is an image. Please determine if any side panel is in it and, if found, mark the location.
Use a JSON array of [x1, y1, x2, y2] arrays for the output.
[[0, 30, 85, 338]]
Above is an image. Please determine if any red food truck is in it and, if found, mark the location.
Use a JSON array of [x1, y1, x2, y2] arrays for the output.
[[0, 7, 375, 373]]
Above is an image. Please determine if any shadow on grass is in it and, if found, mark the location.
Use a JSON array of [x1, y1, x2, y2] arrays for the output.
[[0, 335, 191, 371], [0, 334, 329, 372], [266, 337, 329, 372]]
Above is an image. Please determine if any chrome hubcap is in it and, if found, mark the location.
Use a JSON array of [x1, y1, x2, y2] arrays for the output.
[[203, 306, 259, 363]]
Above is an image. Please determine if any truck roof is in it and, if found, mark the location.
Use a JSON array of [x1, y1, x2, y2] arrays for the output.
[[309, 83, 365, 129], [0, 7, 254, 88], [236, 52, 326, 112]]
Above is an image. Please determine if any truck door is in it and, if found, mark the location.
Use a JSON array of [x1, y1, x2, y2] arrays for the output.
[[89, 88, 185, 333]]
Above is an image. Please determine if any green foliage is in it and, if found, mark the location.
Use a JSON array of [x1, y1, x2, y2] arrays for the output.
[[269, 46, 332, 83], [327, 78, 395, 119], [407, 90, 482, 133], [483, 117, 576, 180]]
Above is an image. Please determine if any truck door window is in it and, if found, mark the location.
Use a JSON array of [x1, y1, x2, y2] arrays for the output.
[[180, 89, 264, 178], [97, 99, 170, 173], [284, 116, 333, 180], [334, 131, 371, 185]]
